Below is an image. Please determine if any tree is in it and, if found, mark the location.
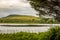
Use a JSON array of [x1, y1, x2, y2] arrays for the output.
[[28, 0, 60, 21]]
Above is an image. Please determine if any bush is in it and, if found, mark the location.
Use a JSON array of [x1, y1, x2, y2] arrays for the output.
[[40, 26, 60, 40]]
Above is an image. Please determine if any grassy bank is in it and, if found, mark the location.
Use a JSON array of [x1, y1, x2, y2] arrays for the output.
[[0, 26, 60, 40], [0, 15, 59, 24]]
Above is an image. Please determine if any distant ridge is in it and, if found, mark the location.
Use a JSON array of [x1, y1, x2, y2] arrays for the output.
[[0, 14, 40, 24], [6, 14, 37, 18], [0, 14, 59, 24]]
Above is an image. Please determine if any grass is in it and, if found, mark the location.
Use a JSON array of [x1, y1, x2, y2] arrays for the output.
[[0, 26, 60, 40], [0, 15, 40, 24], [0, 15, 59, 24]]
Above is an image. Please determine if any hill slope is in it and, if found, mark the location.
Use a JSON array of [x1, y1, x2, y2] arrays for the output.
[[0, 15, 41, 24], [0, 15, 59, 24]]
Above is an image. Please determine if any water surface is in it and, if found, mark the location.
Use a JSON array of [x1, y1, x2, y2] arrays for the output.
[[0, 26, 50, 33]]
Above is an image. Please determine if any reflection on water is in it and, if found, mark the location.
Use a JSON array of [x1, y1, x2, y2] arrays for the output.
[[0, 26, 50, 33]]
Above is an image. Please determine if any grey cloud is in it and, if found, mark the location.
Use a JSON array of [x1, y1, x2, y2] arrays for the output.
[[0, 0, 38, 17], [0, 7, 37, 17]]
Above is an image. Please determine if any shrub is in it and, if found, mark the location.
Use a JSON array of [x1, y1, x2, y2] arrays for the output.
[[40, 26, 60, 40]]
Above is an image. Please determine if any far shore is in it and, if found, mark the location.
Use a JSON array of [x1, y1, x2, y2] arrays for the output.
[[0, 23, 60, 27]]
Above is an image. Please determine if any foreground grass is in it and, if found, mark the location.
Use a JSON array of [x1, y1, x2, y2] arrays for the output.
[[0, 26, 60, 40]]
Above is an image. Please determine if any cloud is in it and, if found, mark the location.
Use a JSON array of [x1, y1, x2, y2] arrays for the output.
[[0, 0, 30, 9], [0, 0, 38, 17]]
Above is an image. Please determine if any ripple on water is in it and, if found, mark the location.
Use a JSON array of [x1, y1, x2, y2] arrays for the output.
[[0, 26, 50, 33]]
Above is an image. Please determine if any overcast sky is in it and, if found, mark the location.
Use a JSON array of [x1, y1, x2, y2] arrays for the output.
[[0, 0, 38, 17]]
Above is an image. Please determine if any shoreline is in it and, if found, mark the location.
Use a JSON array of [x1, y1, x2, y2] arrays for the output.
[[0, 23, 60, 26]]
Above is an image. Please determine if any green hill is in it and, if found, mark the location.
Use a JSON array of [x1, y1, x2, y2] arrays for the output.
[[0, 15, 59, 24], [0, 15, 41, 24]]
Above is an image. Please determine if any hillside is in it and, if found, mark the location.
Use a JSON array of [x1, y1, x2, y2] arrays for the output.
[[0, 15, 59, 24], [0, 15, 41, 24]]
